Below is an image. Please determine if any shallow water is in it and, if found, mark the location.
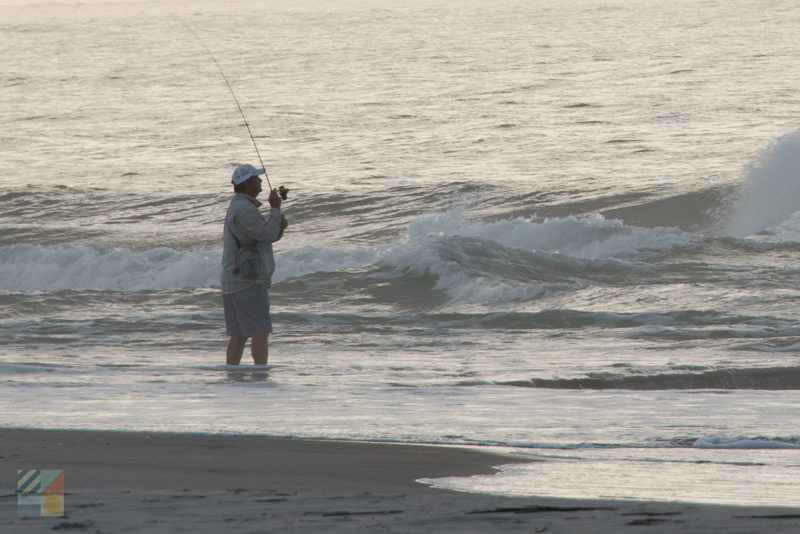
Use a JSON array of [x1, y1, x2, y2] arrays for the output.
[[2, 0, 800, 506]]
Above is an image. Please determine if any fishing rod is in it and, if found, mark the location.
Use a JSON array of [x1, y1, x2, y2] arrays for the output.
[[189, 22, 289, 200]]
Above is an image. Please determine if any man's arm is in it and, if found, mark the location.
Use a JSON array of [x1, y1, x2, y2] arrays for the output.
[[235, 204, 284, 244]]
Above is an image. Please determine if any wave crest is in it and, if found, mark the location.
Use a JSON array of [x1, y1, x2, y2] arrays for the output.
[[0, 208, 699, 297], [0, 244, 220, 291]]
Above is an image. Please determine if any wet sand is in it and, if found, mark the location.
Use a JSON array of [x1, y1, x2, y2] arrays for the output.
[[2, 428, 799, 533]]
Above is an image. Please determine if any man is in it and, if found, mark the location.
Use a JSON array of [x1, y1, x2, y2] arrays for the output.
[[221, 163, 288, 365]]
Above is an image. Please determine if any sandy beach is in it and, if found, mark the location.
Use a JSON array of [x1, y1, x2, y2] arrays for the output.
[[1, 428, 798, 533]]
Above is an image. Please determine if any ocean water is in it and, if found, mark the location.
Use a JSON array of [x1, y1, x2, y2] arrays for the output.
[[3, 0, 800, 507]]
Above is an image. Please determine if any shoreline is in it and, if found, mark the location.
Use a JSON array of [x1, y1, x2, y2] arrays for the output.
[[2, 428, 800, 533], [0, 427, 530, 494]]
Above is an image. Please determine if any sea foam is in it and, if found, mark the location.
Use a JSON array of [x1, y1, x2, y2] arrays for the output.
[[0, 244, 221, 291], [378, 208, 695, 304], [404, 207, 695, 260], [0, 209, 696, 294]]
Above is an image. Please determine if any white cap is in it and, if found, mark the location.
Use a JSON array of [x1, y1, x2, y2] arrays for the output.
[[231, 164, 265, 185]]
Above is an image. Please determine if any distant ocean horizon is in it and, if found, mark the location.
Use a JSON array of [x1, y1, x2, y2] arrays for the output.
[[3, 0, 800, 507]]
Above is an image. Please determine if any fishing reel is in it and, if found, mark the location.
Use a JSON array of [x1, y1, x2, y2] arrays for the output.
[[275, 185, 289, 201]]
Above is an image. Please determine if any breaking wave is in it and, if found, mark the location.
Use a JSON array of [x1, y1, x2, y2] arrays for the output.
[[0, 208, 698, 298], [725, 129, 800, 237]]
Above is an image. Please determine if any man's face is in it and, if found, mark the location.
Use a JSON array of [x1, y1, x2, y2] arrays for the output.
[[243, 175, 263, 197]]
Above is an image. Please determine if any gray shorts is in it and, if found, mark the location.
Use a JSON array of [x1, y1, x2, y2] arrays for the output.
[[223, 285, 272, 338]]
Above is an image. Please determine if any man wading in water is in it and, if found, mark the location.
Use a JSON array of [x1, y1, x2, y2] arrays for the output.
[[221, 164, 288, 365]]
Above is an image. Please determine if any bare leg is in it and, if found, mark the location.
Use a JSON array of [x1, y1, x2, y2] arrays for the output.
[[226, 335, 246, 365], [251, 333, 269, 365]]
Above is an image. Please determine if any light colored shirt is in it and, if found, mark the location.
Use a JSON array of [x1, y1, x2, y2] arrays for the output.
[[221, 193, 284, 294]]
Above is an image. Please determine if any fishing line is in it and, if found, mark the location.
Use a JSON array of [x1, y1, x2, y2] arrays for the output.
[[184, 19, 288, 199], [211, 54, 273, 190]]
